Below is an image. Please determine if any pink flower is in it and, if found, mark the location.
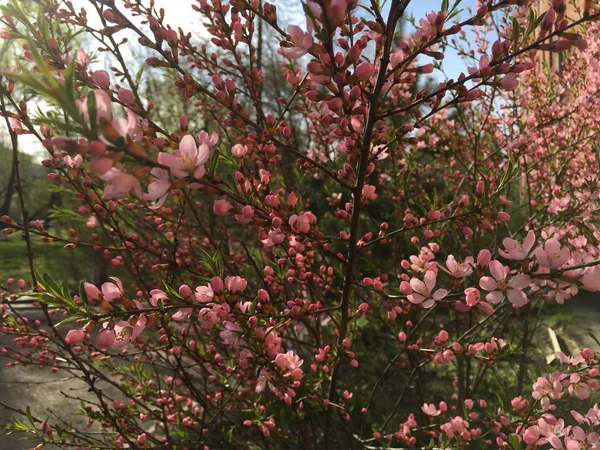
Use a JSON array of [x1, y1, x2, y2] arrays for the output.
[[159, 134, 212, 179], [110, 108, 139, 141], [117, 87, 135, 105], [354, 62, 375, 81], [149, 289, 168, 307], [101, 277, 125, 302], [214, 198, 233, 216], [198, 307, 220, 329], [220, 321, 242, 347], [421, 403, 441, 416], [499, 230, 536, 260], [274, 350, 304, 381], [63, 154, 83, 168], [112, 315, 146, 349], [84, 282, 101, 301], [479, 260, 530, 307], [231, 144, 248, 158], [75, 48, 90, 67], [86, 215, 99, 228], [464, 287, 481, 307], [565, 426, 600, 450], [581, 267, 600, 291], [97, 324, 115, 347], [289, 212, 316, 233], [442, 255, 474, 278], [101, 168, 143, 200], [325, 0, 350, 25], [476, 249, 492, 268], [535, 238, 570, 270], [499, 73, 519, 90], [361, 184, 377, 201], [144, 168, 170, 209], [65, 328, 86, 344], [76, 90, 112, 125], [408, 270, 448, 308], [194, 285, 214, 303], [90, 70, 110, 89], [225, 276, 247, 293], [281, 21, 313, 59]]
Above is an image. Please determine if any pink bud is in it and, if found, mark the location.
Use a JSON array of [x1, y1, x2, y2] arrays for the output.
[[354, 62, 375, 81], [90, 70, 110, 89], [65, 328, 86, 344], [118, 88, 135, 105], [213, 198, 233, 216], [179, 284, 192, 297], [287, 192, 298, 206], [210, 276, 224, 293], [84, 282, 101, 301], [231, 144, 248, 158]]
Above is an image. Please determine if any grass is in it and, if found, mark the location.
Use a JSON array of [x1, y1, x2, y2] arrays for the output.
[[0, 233, 95, 289]]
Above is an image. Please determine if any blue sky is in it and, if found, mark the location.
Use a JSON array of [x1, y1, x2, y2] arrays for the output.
[[405, 0, 478, 80]]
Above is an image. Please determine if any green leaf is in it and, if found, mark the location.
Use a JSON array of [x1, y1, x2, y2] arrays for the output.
[[86, 90, 98, 137], [208, 145, 220, 176], [588, 332, 600, 348], [64, 58, 76, 104], [53, 315, 81, 328], [511, 17, 520, 47], [135, 64, 145, 86], [509, 434, 523, 450]]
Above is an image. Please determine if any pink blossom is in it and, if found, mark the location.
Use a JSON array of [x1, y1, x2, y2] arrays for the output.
[[581, 267, 600, 291], [499, 73, 519, 90], [421, 403, 441, 416], [464, 287, 481, 307], [214, 198, 233, 216], [231, 144, 248, 158], [159, 134, 212, 179], [65, 328, 86, 344], [289, 212, 316, 233], [354, 62, 375, 81], [84, 282, 101, 301], [565, 426, 600, 450], [84, 215, 98, 228], [117, 87, 135, 105], [198, 307, 220, 329], [498, 230, 536, 260], [63, 154, 82, 168], [112, 315, 147, 349], [144, 168, 170, 210], [281, 21, 313, 59], [76, 48, 90, 68], [76, 90, 112, 125], [90, 70, 110, 89], [101, 277, 125, 302], [220, 321, 242, 347], [536, 238, 570, 269], [408, 270, 448, 308], [110, 109, 139, 141], [479, 260, 530, 307], [97, 324, 115, 347], [274, 350, 304, 381], [362, 184, 377, 201], [101, 168, 143, 200], [194, 285, 214, 303], [225, 276, 247, 293], [442, 255, 474, 278]]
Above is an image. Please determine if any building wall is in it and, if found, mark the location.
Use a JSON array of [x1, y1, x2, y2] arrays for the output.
[[534, 0, 585, 72]]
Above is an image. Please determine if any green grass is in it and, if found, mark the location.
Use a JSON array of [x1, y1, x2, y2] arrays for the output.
[[0, 233, 95, 289]]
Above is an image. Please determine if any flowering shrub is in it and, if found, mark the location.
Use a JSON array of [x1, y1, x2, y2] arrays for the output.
[[1, 0, 600, 448]]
